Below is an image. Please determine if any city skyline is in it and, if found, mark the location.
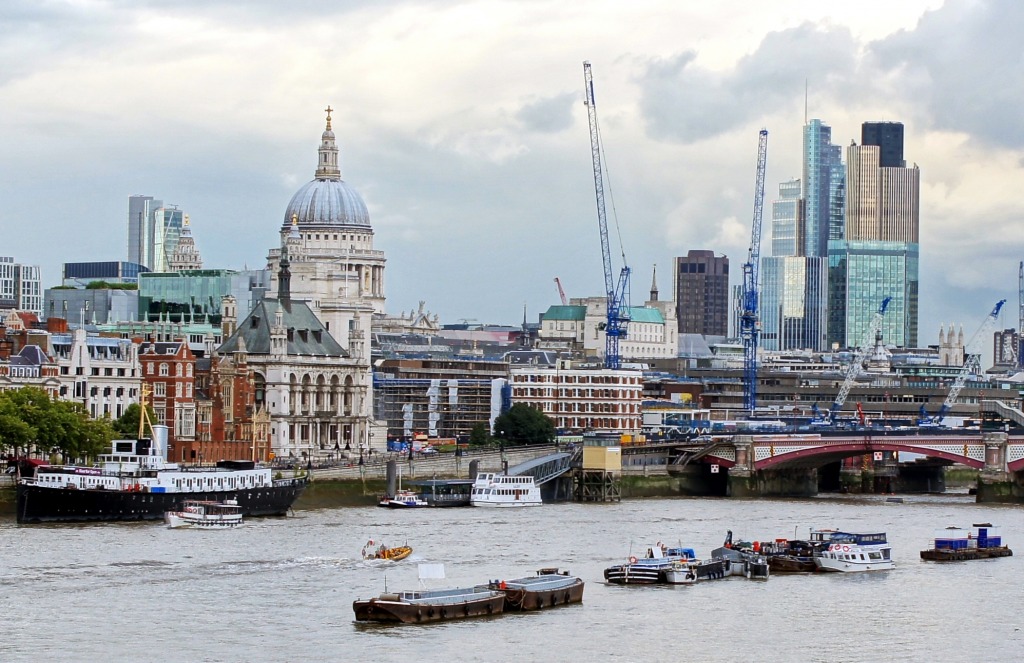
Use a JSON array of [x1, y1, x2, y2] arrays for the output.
[[2, 1, 1022, 349]]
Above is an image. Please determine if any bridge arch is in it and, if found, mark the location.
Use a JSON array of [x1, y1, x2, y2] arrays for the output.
[[754, 441, 984, 471]]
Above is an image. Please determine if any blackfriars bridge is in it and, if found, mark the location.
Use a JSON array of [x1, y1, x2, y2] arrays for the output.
[[690, 431, 1024, 501]]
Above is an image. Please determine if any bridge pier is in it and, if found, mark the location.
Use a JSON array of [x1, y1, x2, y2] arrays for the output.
[[726, 436, 818, 497], [977, 432, 1024, 503]]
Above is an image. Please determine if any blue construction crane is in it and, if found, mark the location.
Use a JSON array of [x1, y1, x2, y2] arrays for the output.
[[826, 296, 892, 424], [740, 129, 769, 412], [583, 61, 631, 369], [919, 299, 1006, 428]]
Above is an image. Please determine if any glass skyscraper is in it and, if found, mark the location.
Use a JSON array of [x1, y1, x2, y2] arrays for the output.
[[761, 255, 828, 351], [803, 120, 845, 258], [127, 195, 186, 272], [828, 240, 919, 348], [828, 129, 920, 348]]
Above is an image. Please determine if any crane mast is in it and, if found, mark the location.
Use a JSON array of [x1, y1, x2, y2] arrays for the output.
[[830, 296, 891, 421], [554, 277, 568, 306], [740, 129, 769, 412], [923, 299, 1006, 427], [583, 61, 630, 369]]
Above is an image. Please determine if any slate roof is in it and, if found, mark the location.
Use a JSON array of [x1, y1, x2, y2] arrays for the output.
[[11, 345, 49, 366], [218, 297, 348, 357]]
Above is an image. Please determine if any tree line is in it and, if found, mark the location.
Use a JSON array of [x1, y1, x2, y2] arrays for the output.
[[0, 387, 150, 462]]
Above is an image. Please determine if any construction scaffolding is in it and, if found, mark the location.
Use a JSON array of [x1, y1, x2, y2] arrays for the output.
[[373, 376, 501, 441]]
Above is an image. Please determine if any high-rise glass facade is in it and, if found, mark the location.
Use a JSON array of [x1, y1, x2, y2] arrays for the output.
[[127, 195, 186, 272], [828, 240, 919, 348], [862, 122, 905, 168], [760, 256, 828, 351], [139, 269, 269, 324], [771, 179, 802, 257], [802, 120, 844, 258]]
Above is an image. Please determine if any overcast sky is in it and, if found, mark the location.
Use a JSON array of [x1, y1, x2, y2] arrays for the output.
[[3, 0, 1022, 353]]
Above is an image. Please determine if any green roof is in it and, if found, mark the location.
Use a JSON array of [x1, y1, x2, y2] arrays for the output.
[[542, 305, 587, 321], [628, 307, 664, 324]]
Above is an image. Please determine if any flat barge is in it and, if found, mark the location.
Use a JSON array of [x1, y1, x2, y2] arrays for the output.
[[921, 523, 1012, 561]]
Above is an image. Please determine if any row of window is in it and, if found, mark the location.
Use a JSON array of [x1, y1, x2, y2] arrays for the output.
[[145, 362, 194, 377]]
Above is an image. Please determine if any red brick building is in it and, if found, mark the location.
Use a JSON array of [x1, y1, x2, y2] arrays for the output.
[[137, 339, 196, 461], [192, 342, 272, 464]]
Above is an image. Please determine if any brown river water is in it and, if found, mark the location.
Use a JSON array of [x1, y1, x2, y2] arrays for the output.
[[1, 492, 1022, 662]]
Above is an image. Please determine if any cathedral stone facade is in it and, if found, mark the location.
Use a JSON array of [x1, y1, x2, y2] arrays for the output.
[[217, 109, 379, 460]]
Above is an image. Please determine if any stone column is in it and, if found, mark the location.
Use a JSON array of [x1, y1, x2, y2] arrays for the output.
[[977, 431, 1018, 503], [727, 435, 756, 497]]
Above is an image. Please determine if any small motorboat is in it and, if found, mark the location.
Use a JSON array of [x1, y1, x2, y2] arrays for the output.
[[381, 489, 428, 508], [165, 499, 243, 529], [361, 539, 413, 561]]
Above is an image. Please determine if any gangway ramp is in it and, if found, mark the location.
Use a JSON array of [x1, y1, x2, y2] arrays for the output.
[[506, 452, 573, 486]]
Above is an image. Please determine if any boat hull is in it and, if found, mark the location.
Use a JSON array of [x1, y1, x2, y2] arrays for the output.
[[767, 555, 818, 573], [353, 594, 505, 624], [498, 578, 585, 611], [920, 547, 1012, 561], [16, 479, 307, 524], [603, 564, 665, 585]]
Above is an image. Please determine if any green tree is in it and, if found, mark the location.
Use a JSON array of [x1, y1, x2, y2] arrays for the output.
[[113, 403, 157, 438], [468, 422, 491, 446], [0, 387, 114, 462], [492, 403, 555, 446], [0, 396, 35, 456]]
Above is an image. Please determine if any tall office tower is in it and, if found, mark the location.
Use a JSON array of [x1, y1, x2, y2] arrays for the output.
[[771, 178, 803, 257], [828, 126, 920, 349], [127, 195, 185, 272], [674, 250, 729, 336], [862, 122, 905, 168], [761, 179, 826, 351], [760, 256, 828, 351], [128, 195, 160, 268], [802, 119, 845, 257]]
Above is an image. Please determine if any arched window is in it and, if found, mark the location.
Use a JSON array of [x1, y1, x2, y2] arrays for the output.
[[159, 363, 169, 376]]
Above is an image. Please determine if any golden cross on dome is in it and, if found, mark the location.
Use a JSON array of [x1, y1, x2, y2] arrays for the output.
[[324, 105, 333, 130]]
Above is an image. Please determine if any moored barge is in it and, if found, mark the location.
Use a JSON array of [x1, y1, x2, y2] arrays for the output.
[[920, 524, 1012, 561], [353, 587, 506, 623], [489, 568, 584, 610]]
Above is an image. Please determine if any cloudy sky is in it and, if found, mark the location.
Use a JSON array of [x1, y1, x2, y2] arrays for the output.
[[3, 0, 1022, 352]]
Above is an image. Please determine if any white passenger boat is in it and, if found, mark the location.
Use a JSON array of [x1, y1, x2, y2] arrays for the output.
[[382, 489, 429, 508], [470, 473, 542, 507], [814, 532, 894, 572], [165, 499, 243, 529]]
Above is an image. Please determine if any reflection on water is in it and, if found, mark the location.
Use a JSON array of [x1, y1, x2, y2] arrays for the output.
[[1, 493, 1023, 662]]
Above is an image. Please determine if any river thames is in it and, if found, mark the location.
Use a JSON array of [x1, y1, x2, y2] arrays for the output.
[[2, 492, 1022, 662]]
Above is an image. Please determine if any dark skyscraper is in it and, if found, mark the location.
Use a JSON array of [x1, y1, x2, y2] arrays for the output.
[[862, 122, 905, 168], [675, 250, 729, 336]]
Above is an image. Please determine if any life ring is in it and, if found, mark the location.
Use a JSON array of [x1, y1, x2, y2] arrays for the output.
[[629, 556, 638, 564], [842, 545, 850, 552]]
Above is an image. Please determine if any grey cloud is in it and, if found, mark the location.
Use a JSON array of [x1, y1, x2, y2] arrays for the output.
[[515, 92, 576, 133], [868, 0, 1024, 149], [637, 23, 857, 143]]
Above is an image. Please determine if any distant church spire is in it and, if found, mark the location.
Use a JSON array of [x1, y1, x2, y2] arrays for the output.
[[315, 105, 341, 181], [650, 264, 659, 302]]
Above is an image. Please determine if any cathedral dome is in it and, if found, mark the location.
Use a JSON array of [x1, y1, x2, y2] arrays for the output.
[[282, 178, 370, 228], [282, 107, 370, 229]]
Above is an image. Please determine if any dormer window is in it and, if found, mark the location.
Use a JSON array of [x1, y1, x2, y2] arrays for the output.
[[251, 316, 260, 328]]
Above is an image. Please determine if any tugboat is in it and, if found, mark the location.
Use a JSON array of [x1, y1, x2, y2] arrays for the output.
[[16, 395, 307, 524]]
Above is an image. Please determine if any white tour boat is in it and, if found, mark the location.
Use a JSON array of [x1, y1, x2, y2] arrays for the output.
[[165, 499, 244, 529], [814, 532, 894, 572], [470, 473, 542, 507]]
